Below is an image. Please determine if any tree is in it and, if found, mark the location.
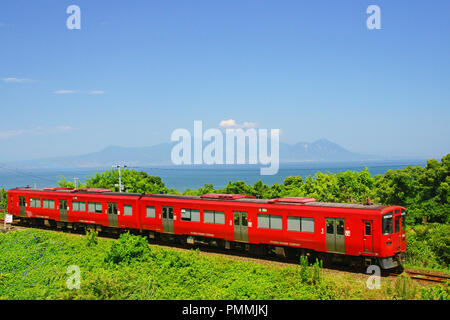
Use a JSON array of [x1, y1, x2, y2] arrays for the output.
[[59, 169, 170, 194], [0, 187, 7, 211]]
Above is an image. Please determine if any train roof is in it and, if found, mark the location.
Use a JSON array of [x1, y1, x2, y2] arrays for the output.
[[144, 194, 389, 210], [9, 187, 392, 211]]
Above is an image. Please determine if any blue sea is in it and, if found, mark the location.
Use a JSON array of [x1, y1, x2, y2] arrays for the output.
[[0, 160, 427, 192]]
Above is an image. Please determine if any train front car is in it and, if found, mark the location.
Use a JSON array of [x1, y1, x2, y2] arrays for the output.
[[377, 206, 407, 269]]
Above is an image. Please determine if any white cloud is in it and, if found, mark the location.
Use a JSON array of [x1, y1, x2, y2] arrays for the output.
[[0, 130, 27, 139], [219, 119, 237, 128], [0, 126, 75, 139], [53, 90, 78, 94], [219, 119, 258, 129], [241, 121, 258, 129], [3, 77, 33, 83], [56, 126, 74, 132], [53, 89, 105, 95]]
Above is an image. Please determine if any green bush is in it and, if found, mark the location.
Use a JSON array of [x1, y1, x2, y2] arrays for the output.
[[420, 282, 450, 300], [405, 224, 450, 270], [84, 229, 98, 247], [104, 232, 150, 265]]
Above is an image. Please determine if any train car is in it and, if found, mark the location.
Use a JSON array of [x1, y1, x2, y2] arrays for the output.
[[7, 187, 143, 231], [7, 187, 406, 269]]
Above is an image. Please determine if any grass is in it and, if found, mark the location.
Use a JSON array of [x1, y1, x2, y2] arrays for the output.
[[0, 228, 448, 300]]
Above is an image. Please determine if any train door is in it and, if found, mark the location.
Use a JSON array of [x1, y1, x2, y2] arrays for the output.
[[363, 220, 374, 253], [59, 199, 68, 222], [233, 211, 249, 242], [162, 206, 174, 234], [394, 212, 402, 252], [326, 218, 345, 254], [19, 196, 26, 217], [108, 202, 118, 227]]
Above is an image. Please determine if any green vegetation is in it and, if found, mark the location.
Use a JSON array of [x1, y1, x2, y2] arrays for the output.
[[1, 229, 447, 300], [0, 230, 334, 300], [58, 170, 175, 194], [0, 187, 7, 219], [404, 223, 449, 270]]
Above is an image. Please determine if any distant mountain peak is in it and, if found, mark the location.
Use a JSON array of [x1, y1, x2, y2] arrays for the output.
[[3, 139, 382, 169]]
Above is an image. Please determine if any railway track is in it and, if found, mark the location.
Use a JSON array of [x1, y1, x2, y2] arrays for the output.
[[403, 269, 450, 284], [2, 217, 449, 285]]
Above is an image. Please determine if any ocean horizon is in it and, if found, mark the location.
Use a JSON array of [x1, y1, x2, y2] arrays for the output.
[[0, 159, 428, 192]]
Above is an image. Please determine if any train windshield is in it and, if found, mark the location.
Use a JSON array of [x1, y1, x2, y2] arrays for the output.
[[382, 213, 393, 235]]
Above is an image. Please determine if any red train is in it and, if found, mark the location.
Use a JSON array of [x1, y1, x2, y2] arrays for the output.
[[7, 187, 406, 269]]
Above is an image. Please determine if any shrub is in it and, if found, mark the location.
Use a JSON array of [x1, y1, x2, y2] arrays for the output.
[[104, 232, 150, 264], [85, 229, 98, 247], [420, 282, 450, 300], [405, 223, 450, 269], [393, 274, 418, 300]]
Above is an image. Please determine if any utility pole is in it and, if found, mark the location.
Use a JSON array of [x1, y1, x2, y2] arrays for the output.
[[113, 165, 127, 192], [73, 177, 79, 189]]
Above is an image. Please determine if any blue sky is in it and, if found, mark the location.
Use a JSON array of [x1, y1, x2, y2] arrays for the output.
[[0, 0, 449, 162]]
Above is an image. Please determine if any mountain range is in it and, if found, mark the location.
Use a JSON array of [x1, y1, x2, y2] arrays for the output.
[[2, 139, 382, 169]]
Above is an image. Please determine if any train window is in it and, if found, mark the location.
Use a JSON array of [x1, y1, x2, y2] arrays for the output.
[[401, 210, 406, 231], [302, 218, 314, 233], [326, 219, 334, 234], [287, 217, 301, 232], [73, 201, 86, 212], [88, 202, 102, 213], [204, 210, 215, 223], [257, 214, 282, 230], [234, 212, 240, 226], [270, 215, 282, 230], [30, 198, 41, 208], [365, 222, 371, 235], [180, 209, 200, 222], [108, 203, 118, 215], [59, 200, 67, 210], [336, 220, 345, 235], [124, 205, 133, 216], [180, 209, 190, 221], [43, 199, 55, 209], [204, 210, 225, 225], [241, 213, 248, 227], [257, 214, 270, 229], [215, 211, 225, 225], [382, 213, 393, 235], [146, 206, 155, 218], [394, 216, 400, 233], [19, 197, 26, 206]]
